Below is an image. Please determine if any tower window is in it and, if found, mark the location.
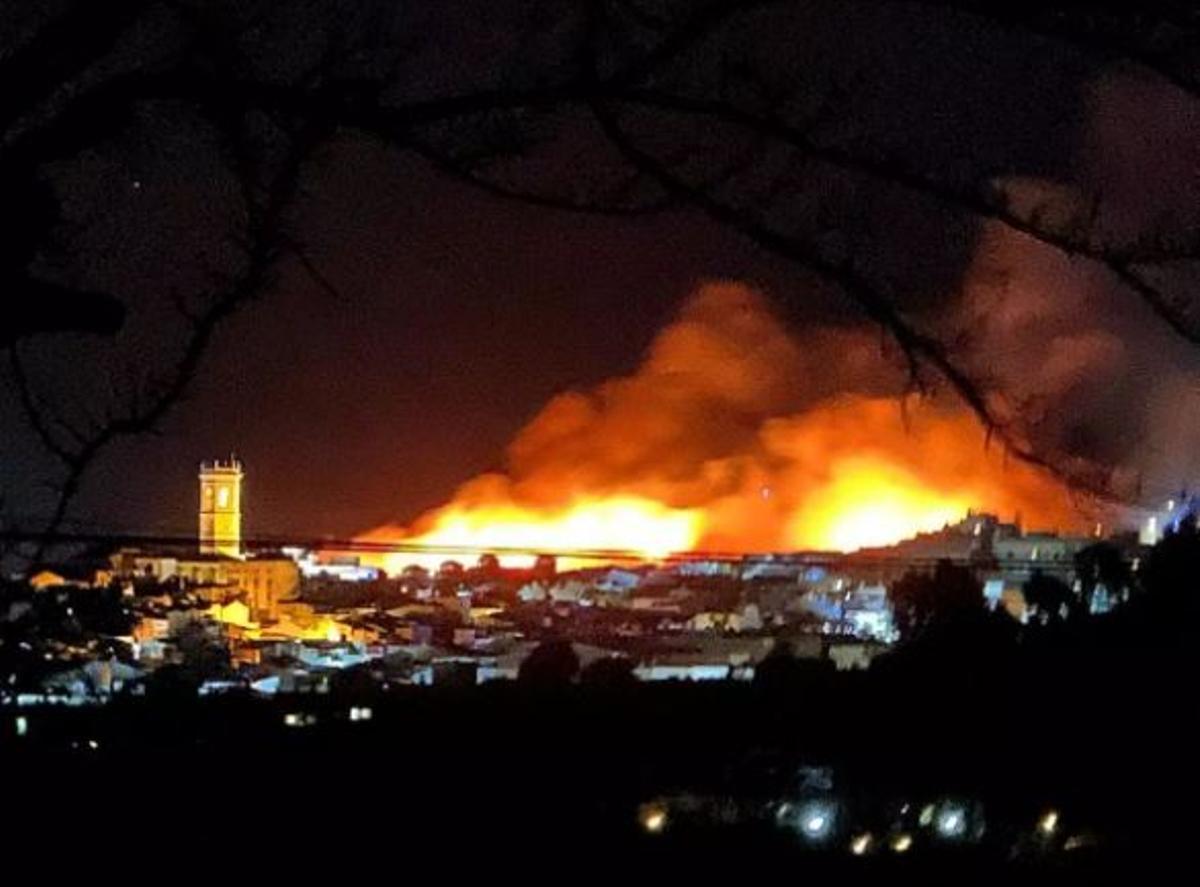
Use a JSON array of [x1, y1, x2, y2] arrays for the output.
[[217, 487, 230, 508]]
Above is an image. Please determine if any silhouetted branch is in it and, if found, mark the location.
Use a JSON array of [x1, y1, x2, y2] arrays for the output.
[[8, 346, 77, 465], [280, 233, 344, 302], [7, 123, 322, 562], [0, 0, 155, 134], [407, 136, 678, 217], [893, 0, 1200, 102], [616, 89, 1200, 344], [589, 98, 1115, 497]]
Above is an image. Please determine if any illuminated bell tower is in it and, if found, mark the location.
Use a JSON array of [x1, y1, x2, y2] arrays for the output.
[[199, 457, 244, 558]]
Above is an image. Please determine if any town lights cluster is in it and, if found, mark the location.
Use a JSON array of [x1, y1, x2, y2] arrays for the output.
[[631, 793, 1088, 856]]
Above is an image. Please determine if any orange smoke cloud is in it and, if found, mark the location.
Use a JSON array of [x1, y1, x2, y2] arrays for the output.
[[363, 283, 1090, 570]]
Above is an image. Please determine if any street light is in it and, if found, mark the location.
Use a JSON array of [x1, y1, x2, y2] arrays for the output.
[[1038, 810, 1059, 837], [935, 804, 967, 839], [638, 802, 668, 834]]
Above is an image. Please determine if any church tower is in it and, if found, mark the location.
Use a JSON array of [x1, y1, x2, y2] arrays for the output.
[[199, 457, 244, 558]]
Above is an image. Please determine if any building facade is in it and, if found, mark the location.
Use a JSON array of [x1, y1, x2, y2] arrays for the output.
[[199, 457, 243, 558]]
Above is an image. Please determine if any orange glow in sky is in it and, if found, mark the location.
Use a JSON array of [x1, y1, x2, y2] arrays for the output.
[[364, 460, 977, 569], [358, 286, 1089, 571]]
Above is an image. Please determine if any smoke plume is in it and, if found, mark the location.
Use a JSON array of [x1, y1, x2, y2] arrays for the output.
[[366, 282, 1092, 563]]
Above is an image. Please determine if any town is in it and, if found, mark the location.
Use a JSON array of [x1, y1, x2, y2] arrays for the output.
[[1, 457, 1165, 706]]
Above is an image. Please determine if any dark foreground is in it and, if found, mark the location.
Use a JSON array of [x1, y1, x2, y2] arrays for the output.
[[3, 671, 1192, 883]]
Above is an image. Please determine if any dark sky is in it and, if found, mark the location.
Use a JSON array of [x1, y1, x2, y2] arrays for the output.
[[4, 1, 1199, 540], [8, 144, 831, 537]]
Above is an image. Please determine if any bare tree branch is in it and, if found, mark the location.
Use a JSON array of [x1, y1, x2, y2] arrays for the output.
[[8, 120, 324, 562], [406, 135, 678, 217], [7, 345, 77, 465], [0, 0, 155, 133], [589, 98, 1116, 497], [612, 89, 1200, 343], [889, 0, 1200, 102]]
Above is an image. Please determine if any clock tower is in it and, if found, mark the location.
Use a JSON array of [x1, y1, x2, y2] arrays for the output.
[[199, 457, 244, 558]]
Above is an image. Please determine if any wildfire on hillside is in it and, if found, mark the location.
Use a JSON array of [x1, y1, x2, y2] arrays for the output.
[[360, 283, 1093, 571]]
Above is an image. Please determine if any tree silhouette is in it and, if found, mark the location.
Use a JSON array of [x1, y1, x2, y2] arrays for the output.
[[174, 620, 233, 682], [518, 638, 581, 686], [752, 639, 833, 693], [1075, 541, 1133, 612], [890, 559, 982, 640], [1023, 570, 1078, 625], [1140, 517, 1200, 624], [580, 654, 637, 689]]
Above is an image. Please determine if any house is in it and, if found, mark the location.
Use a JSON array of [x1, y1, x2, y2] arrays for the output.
[[632, 636, 777, 682], [42, 658, 143, 700], [107, 549, 300, 621], [827, 641, 888, 671], [594, 569, 644, 593], [28, 565, 96, 590]]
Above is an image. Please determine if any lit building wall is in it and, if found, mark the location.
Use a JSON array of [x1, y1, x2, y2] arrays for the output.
[[110, 551, 299, 623], [199, 458, 243, 558]]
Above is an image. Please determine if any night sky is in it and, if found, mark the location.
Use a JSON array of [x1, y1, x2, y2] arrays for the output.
[[3, 1, 1199, 540]]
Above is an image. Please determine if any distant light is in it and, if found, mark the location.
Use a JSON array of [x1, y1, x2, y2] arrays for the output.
[[1063, 833, 1098, 851], [792, 800, 836, 841], [639, 803, 668, 834], [918, 803, 935, 826], [936, 806, 966, 838], [87, 739, 99, 750], [890, 832, 913, 853], [349, 706, 372, 722], [850, 833, 872, 856], [15, 716, 28, 737], [1038, 810, 1059, 836], [761, 486, 772, 500]]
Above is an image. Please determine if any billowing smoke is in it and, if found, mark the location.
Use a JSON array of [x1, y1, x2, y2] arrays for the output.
[[363, 70, 1200, 565], [947, 68, 1200, 504], [364, 282, 1091, 565]]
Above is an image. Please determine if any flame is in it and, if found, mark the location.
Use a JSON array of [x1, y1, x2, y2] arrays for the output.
[[789, 457, 973, 551], [370, 496, 704, 573], [361, 284, 1093, 569]]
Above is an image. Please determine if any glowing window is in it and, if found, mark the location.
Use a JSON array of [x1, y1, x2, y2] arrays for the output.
[[217, 487, 230, 508]]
